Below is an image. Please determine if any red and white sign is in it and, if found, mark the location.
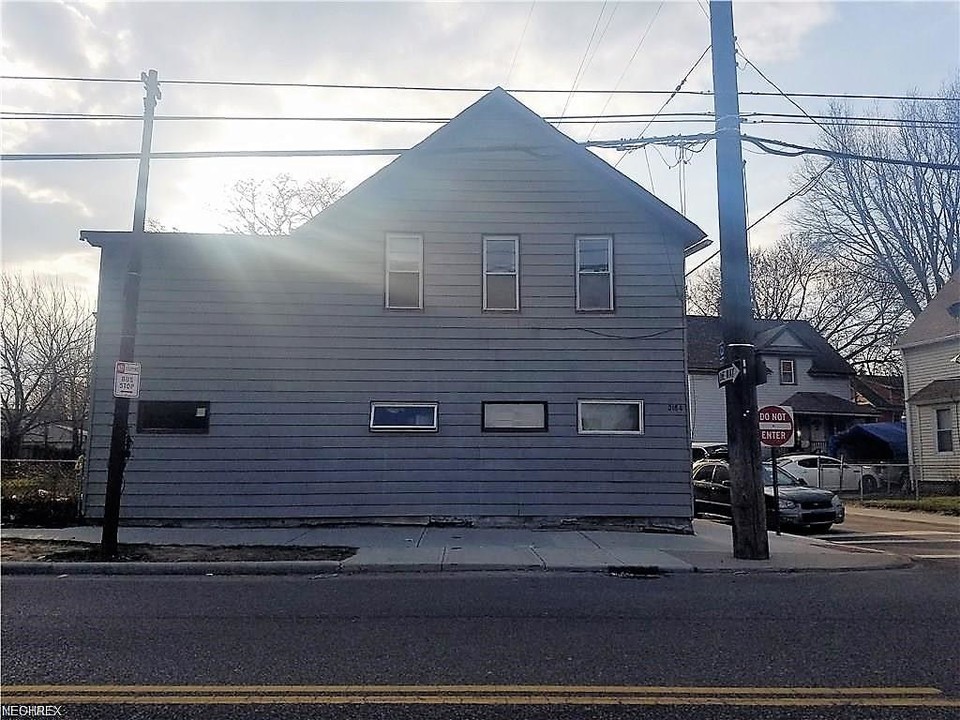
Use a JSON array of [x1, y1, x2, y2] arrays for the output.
[[113, 361, 141, 399], [758, 404, 795, 447]]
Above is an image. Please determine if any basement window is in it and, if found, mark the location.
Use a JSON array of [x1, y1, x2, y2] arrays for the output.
[[137, 401, 210, 434], [482, 402, 548, 432], [577, 400, 643, 435], [369, 402, 438, 432]]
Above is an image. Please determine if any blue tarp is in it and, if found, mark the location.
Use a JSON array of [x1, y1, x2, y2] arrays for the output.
[[828, 422, 908, 461]]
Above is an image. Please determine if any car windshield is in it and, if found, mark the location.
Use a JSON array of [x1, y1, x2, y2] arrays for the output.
[[761, 463, 804, 486]]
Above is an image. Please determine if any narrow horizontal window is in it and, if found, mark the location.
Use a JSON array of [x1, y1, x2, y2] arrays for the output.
[[137, 401, 210, 434], [576, 235, 614, 311], [370, 402, 438, 432], [482, 402, 548, 432], [578, 400, 643, 435], [483, 235, 519, 311], [386, 233, 423, 309]]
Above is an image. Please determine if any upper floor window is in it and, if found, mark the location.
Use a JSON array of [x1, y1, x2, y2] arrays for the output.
[[576, 236, 613, 311], [779, 359, 796, 385], [483, 236, 519, 311], [385, 233, 423, 309], [936, 408, 954, 452]]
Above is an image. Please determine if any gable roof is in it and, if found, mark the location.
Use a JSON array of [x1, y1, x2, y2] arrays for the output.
[[897, 270, 960, 348], [852, 375, 905, 411], [782, 391, 880, 417], [296, 88, 705, 245], [685, 315, 853, 375]]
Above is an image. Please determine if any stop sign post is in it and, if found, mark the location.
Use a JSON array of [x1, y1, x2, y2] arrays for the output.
[[758, 405, 795, 536]]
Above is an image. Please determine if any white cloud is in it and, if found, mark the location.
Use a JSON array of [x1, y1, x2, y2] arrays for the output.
[[1, 248, 101, 306], [2, 176, 93, 216]]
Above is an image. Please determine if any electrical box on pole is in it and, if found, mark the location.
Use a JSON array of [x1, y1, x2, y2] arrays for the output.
[[100, 70, 161, 557], [709, 1, 769, 560]]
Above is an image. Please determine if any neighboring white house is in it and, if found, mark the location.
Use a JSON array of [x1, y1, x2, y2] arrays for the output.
[[686, 316, 879, 451], [897, 272, 960, 490]]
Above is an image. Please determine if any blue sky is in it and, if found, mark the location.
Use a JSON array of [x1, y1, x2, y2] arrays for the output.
[[1, 1, 958, 300]]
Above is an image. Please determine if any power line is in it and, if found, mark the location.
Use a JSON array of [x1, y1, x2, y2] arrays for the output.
[[1, 74, 954, 102], [5, 109, 954, 128], [741, 134, 960, 171], [587, 0, 665, 140], [615, 45, 711, 169], [506, 2, 536, 87]]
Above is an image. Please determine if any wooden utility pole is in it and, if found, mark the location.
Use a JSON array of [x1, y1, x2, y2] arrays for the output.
[[100, 70, 161, 557], [709, 2, 768, 559]]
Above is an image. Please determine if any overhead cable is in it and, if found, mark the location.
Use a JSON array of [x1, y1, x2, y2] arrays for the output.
[[1, 75, 953, 102]]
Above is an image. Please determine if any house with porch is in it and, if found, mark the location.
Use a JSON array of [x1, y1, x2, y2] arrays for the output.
[[897, 271, 960, 490], [81, 88, 706, 529], [686, 316, 879, 451]]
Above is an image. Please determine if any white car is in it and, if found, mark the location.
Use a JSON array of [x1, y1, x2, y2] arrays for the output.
[[775, 454, 862, 492]]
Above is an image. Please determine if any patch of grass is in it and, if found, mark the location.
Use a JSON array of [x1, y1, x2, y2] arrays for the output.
[[858, 497, 960, 516], [0, 538, 356, 563]]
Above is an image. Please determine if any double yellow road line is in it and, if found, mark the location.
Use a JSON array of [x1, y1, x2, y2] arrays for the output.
[[3, 684, 958, 707]]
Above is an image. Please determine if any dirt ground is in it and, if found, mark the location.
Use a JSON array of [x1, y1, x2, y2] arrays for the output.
[[0, 538, 356, 563]]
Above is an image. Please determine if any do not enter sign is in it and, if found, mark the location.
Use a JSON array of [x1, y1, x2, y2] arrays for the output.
[[758, 405, 795, 447]]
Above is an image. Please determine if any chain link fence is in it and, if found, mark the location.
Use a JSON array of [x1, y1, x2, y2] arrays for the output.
[[1, 458, 83, 526]]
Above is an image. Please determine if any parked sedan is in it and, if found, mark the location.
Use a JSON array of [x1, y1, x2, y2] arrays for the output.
[[692, 459, 845, 531], [775, 454, 861, 492]]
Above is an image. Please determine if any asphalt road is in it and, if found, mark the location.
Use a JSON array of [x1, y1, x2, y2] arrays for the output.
[[810, 509, 960, 563], [2, 565, 958, 719]]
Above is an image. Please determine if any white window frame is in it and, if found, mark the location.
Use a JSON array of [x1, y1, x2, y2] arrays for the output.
[[369, 402, 438, 432], [481, 401, 547, 432], [935, 407, 954, 453], [482, 235, 520, 311], [779, 359, 796, 385], [385, 233, 423, 309], [577, 400, 643, 435], [575, 235, 614, 312]]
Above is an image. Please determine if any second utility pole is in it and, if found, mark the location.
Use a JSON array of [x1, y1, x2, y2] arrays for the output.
[[709, 1, 768, 560], [100, 69, 161, 557]]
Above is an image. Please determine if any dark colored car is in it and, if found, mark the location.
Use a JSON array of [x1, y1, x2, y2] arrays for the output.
[[692, 459, 845, 531], [691, 442, 729, 462]]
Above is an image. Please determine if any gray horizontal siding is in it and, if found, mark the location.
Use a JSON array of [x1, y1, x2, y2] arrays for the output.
[[85, 105, 695, 522]]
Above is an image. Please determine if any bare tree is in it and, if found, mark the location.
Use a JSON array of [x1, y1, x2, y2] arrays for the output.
[[789, 77, 960, 318], [221, 173, 345, 235], [686, 236, 906, 372], [1, 274, 94, 457]]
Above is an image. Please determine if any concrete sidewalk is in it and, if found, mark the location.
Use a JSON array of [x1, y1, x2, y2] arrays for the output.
[[1, 518, 910, 575]]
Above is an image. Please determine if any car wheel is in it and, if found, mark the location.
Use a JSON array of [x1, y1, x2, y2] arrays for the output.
[[862, 475, 878, 493]]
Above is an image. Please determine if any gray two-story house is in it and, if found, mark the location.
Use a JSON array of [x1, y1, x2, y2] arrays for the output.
[[81, 88, 705, 529]]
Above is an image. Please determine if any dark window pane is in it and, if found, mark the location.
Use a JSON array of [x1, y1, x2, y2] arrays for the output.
[[485, 274, 517, 310], [485, 240, 517, 273], [371, 404, 437, 430], [483, 402, 546, 431], [388, 236, 421, 271], [138, 401, 210, 433], [579, 273, 612, 310], [580, 402, 640, 432], [578, 239, 609, 272], [388, 271, 420, 308]]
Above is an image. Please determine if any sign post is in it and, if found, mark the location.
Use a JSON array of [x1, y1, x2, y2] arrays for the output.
[[758, 405, 795, 536]]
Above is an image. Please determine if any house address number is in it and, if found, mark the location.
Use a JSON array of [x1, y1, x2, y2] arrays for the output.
[[667, 403, 686, 414]]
